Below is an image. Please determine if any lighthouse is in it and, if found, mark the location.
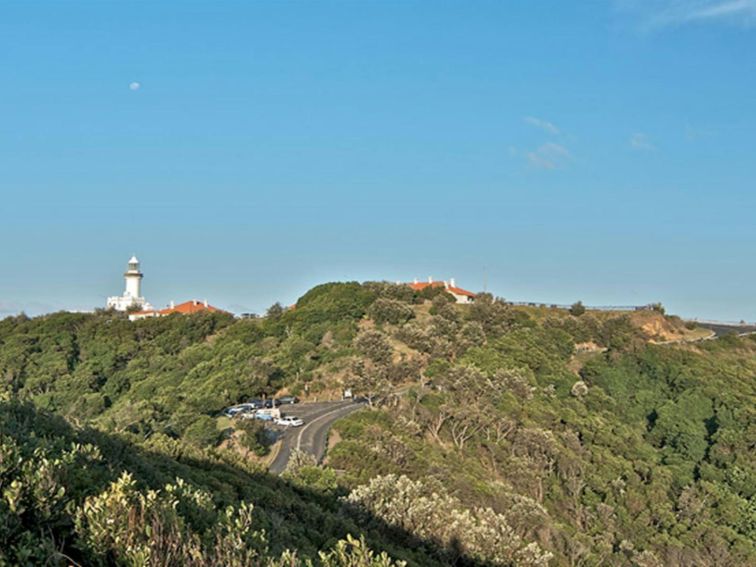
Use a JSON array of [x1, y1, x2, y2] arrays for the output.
[[106, 256, 154, 312], [124, 256, 143, 299]]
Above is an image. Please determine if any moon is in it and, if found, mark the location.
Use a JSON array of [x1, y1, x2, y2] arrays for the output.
[[129, 81, 141, 91]]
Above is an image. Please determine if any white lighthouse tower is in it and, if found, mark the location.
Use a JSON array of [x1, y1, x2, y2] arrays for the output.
[[124, 256, 142, 298], [106, 256, 153, 312]]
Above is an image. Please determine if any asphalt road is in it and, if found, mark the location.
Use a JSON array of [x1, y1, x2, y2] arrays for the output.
[[268, 400, 366, 475], [694, 322, 756, 338]]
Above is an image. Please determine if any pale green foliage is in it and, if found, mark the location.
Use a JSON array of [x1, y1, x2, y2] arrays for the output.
[[354, 330, 392, 366], [270, 536, 405, 567], [496, 367, 537, 400], [344, 474, 552, 566], [282, 450, 339, 494], [75, 472, 268, 566], [318, 535, 406, 567], [570, 380, 588, 397], [75, 472, 402, 567], [0, 437, 104, 565]]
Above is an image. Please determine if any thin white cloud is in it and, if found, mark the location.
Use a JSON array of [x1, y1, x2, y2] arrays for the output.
[[630, 132, 655, 150], [527, 142, 571, 169], [689, 0, 756, 19], [129, 81, 141, 91], [619, 0, 756, 29], [523, 116, 560, 135]]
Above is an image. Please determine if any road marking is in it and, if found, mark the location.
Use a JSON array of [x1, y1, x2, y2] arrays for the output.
[[295, 402, 357, 452]]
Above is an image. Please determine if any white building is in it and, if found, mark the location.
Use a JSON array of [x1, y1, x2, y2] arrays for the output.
[[106, 256, 154, 312], [407, 277, 477, 304]]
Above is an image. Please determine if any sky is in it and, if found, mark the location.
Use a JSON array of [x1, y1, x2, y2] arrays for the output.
[[1, 0, 755, 321]]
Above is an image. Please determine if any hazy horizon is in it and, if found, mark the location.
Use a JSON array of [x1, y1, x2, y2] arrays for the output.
[[2, 1, 755, 321]]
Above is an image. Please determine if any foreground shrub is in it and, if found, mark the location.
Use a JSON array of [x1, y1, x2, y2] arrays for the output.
[[344, 474, 552, 566]]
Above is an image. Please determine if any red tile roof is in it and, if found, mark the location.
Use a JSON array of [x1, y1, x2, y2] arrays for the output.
[[408, 281, 443, 292], [132, 300, 227, 317], [407, 281, 476, 298], [447, 286, 476, 298]]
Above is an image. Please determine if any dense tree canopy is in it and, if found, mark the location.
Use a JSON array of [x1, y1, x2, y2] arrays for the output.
[[0, 281, 753, 565]]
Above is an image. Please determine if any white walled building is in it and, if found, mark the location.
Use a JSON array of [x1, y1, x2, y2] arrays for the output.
[[407, 277, 477, 304], [106, 256, 154, 312]]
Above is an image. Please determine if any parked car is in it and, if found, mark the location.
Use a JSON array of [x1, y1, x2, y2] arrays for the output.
[[276, 416, 304, 427], [249, 398, 278, 409], [239, 411, 276, 421], [223, 403, 255, 417], [276, 396, 299, 405]]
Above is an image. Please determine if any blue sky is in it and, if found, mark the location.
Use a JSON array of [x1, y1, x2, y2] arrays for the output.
[[1, 1, 755, 321]]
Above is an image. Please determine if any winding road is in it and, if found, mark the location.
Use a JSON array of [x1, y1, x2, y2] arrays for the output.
[[693, 322, 756, 338], [268, 400, 366, 475]]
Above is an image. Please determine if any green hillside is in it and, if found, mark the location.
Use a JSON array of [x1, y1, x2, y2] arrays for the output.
[[1, 282, 754, 565]]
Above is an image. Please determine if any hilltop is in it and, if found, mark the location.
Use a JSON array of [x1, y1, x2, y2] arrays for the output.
[[0, 281, 754, 565]]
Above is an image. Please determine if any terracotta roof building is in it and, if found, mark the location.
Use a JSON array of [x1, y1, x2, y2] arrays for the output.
[[129, 299, 227, 321], [407, 277, 477, 304]]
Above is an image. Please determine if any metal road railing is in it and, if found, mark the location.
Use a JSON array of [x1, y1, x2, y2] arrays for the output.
[[686, 318, 756, 327], [506, 301, 651, 312], [505, 304, 755, 325]]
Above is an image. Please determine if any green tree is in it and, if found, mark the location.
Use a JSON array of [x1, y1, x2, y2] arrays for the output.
[[266, 302, 285, 319], [183, 415, 219, 447], [569, 301, 586, 317], [368, 298, 414, 326]]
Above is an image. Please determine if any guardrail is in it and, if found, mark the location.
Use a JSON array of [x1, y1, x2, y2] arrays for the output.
[[505, 304, 756, 325], [685, 318, 756, 327], [506, 301, 651, 312]]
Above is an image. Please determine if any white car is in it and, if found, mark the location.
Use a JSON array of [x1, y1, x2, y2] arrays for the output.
[[276, 416, 304, 427]]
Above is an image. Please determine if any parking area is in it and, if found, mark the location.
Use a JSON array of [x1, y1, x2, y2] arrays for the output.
[[222, 399, 349, 427], [267, 400, 366, 475], [221, 398, 366, 474]]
